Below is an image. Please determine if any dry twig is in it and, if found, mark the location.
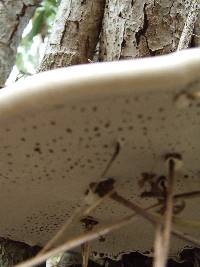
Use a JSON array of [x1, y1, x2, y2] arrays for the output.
[[153, 158, 175, 267], [110, 192, 200, 247], [82, 242, 90, 267]]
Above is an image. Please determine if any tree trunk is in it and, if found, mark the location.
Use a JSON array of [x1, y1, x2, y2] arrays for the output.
[[193, 4, 200, 46], [0, 0, 199, 266], [99, 0, 195, 61], [0, 0, 41, 87], [38, 0, 105, 72]]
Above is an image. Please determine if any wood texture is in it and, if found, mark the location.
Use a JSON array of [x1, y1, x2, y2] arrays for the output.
[[0, 0, 41, 87]]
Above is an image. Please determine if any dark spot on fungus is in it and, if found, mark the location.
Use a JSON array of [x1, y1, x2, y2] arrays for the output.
[[99, 236, 106, 242], [34, 147, 42, 154], [88, 178, 115, 197], [80, 107, 86, 112], [80, 216, 98, 230], [158, 107, 164, 112], [104, 122, 110, 128], [164, 153, 182, 161], [137, 114, 143, 119], [93, 126, 99, 132], [92, 106, 98, 112], [66, 128, 72, 133]]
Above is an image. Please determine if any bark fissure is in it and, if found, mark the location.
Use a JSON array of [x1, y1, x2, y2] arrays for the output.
[[169, 0, 175, 14], [135, 3, 148, 46], [100, 0, 193, 60]]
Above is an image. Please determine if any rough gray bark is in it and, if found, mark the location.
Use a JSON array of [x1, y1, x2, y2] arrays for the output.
[[177, 0, 200, 50], [38, 0, 105, 72], [0, 238, 45, 267], [99, 0, 195, 61], [194, 8, 200, 46], [0, 0, 42, 87]]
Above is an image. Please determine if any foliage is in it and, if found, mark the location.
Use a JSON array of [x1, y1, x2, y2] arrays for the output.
[[16, 0, 58, 74]]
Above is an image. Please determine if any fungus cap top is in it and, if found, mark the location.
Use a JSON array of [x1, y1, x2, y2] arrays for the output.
[[0, 48, 200, 258]]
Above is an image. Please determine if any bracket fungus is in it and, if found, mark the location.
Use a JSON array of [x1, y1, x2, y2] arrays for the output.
[[0, 48, 199, 260]]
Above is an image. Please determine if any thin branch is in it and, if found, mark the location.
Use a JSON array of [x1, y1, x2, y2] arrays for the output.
[[174, 190, 200, 200], [172, 229, 200, 247], [110, 192, 200, 247], [111, 192, 158, 225], [154, 224, 164, 267], [163, 159, 175, 255], [153, 158, 175, 267], [82, 242, 90, 267], [101, 141, 121, 178]]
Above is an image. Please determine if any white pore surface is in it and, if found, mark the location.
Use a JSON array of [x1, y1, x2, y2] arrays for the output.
[[0, 48, 199, 258]]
